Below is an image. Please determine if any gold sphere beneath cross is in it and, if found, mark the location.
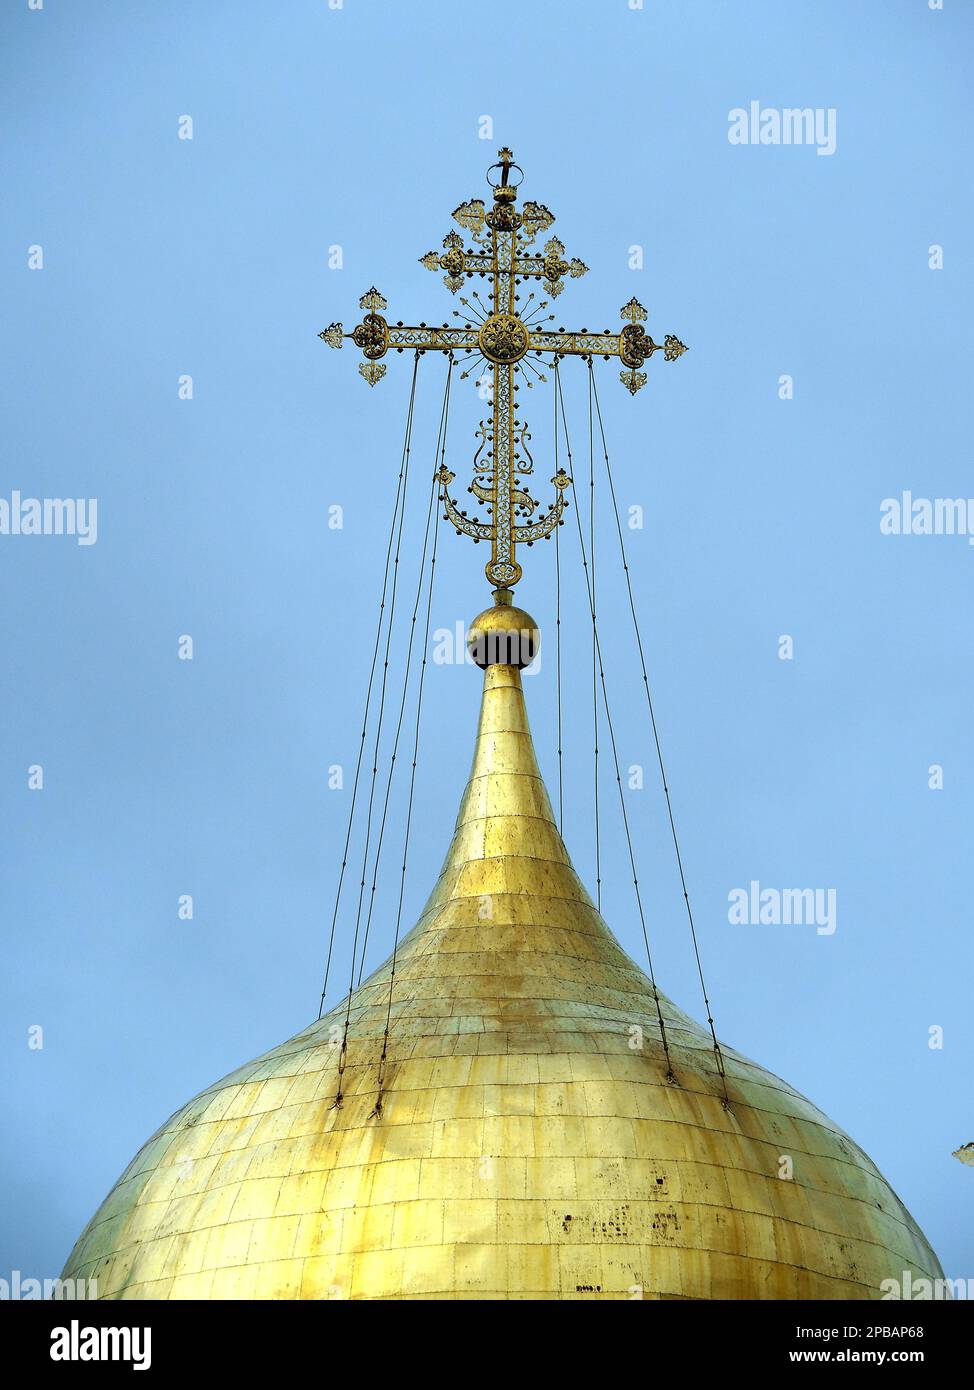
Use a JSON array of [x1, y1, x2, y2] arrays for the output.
[[467, 598, 540, 669]]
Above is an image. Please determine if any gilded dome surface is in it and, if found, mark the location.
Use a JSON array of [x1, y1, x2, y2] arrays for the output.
[[63, 664, 942, 1300]]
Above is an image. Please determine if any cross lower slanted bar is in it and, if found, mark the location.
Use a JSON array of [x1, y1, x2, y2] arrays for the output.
[[319, 148, 687, 590]]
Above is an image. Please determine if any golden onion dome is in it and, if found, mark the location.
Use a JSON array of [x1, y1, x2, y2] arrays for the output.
[[62, 643, 942, 1300]]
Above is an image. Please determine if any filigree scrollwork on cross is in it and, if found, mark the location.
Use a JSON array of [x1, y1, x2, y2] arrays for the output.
[[320, 149, 686, 583], [318, 322, 343, 350], [616, 299, 687, 392], [452, 199, 487, 238], [437, 381, 570, 589], [359, 362, 387, 386]]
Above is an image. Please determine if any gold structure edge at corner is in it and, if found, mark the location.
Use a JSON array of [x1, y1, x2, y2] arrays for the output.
[[62, 664, 943, 1300]]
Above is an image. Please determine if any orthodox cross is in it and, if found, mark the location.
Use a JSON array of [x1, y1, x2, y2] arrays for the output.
[[320, 148, 687, 589]]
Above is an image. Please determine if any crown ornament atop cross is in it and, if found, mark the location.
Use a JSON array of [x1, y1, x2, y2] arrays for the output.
[[319, 147, 687, 590]]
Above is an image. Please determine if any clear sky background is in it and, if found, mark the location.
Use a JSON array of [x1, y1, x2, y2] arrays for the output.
[[2, 0, 971, 1290]]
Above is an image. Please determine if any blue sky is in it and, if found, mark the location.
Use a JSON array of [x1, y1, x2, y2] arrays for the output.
[[2, 0, 971, 1287]]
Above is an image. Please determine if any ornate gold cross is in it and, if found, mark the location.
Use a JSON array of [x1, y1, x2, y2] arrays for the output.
[[320, 148, 687, 589]]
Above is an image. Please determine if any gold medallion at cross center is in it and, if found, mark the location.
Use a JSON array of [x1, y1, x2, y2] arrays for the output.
[[478, 313, 529, 365]]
